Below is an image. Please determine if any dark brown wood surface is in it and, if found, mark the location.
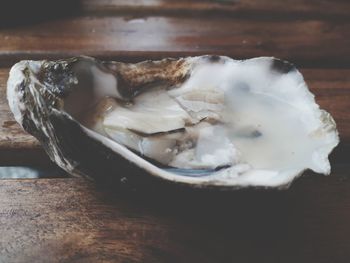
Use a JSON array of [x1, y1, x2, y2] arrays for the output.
[[0, 0, 350, 262], [80, 0, 350, 19], [1, 16, 350, 67], [1, 175, 350, 263]]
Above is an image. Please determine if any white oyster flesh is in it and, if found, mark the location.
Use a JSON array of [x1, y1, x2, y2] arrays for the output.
[[79, 57, 339, 187]]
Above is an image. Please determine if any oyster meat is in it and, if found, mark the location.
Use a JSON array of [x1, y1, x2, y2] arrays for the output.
[[7, 56, 339, 188]]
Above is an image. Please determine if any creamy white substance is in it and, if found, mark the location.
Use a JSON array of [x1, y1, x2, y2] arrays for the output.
[[85, 58, 338, 179]]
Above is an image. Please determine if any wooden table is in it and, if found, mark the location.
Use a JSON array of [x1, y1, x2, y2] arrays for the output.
[[0, 1, 350, 262]]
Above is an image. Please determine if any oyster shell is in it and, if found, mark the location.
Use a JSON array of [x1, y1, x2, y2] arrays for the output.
[[7, 56, 339, 188]]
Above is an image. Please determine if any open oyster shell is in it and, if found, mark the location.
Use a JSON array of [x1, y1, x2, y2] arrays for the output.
[[7, 56, 339, 189]]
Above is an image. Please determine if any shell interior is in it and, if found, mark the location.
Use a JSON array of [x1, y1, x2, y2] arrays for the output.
[[7, 56, 339, 188]]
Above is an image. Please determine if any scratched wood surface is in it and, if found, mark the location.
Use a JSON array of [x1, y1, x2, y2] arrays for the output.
[[1, 175, 350, 263], [0, 0, 350, 262], [1, 16, 350, 67]]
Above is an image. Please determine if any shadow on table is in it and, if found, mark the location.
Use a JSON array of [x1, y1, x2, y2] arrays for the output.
[[93, 173, 339, 262], [89, 141, 349, 262], [0, 0, 82, 28]]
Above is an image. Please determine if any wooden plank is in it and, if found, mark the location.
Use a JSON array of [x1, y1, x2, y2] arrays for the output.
[[0, 175, 350, 263], [80, 0, 350, 20], [0, 16, 350, 67], [2, 0, 349, 21], [0, 66, 349, 165]]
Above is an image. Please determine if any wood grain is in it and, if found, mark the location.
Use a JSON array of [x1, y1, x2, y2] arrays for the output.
[[0, 175, 350, 263], [80, 0, 350, 20], [0, 16, 350, 67]]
